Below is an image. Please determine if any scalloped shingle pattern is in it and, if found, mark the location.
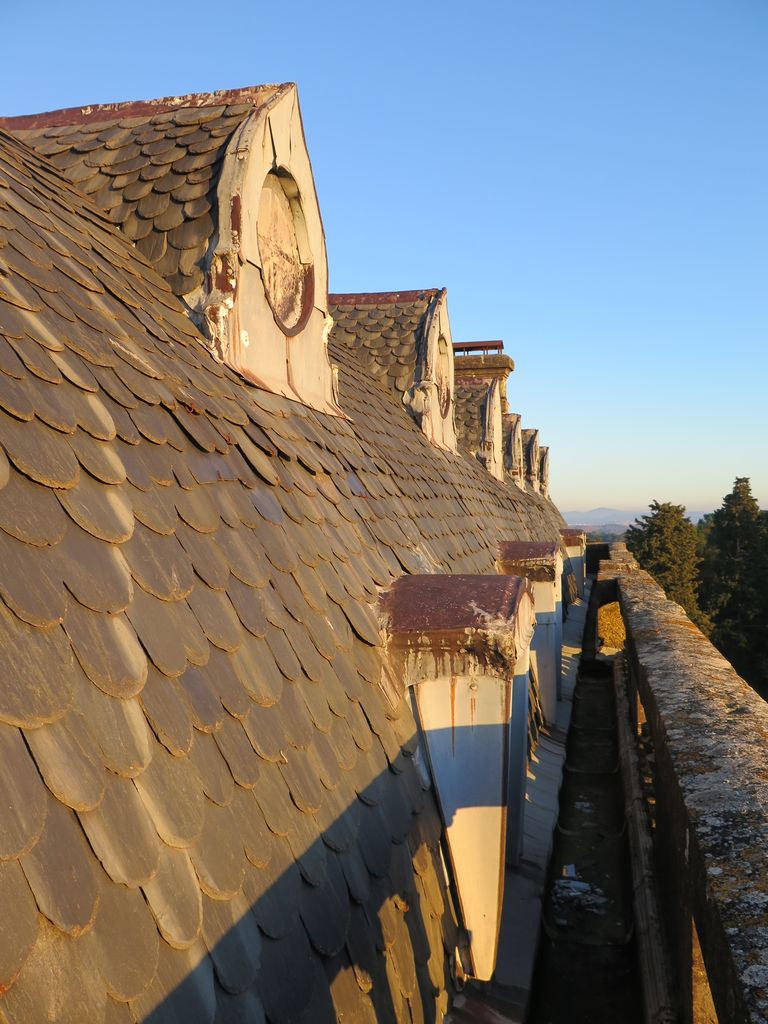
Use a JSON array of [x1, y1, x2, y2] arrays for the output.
[[454, 378, 488, 458], [8, 95, 275, 301], [0, 121, 563, 1023], [329, 293, 438, 400]]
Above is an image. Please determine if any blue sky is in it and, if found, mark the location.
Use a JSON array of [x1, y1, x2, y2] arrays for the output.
[[3, 1, 767, 513]]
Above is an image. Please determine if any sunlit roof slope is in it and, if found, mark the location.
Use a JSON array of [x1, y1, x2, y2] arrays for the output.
[[0, 119, 562, 1021], [2, 87, 285, 302]]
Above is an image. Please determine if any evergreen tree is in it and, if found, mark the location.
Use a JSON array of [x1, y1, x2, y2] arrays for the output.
[[696, 512, 717, 610], [699, 478, 768, 693], [625, 501, 710, 631]]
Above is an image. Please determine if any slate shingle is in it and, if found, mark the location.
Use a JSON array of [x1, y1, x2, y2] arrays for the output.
[[4, 87, 284, 305], [0, 91, 568, 1022], [454, 376, 489, 457], [329, 291, 438, 403]]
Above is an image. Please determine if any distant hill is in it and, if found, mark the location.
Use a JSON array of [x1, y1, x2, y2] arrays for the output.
[[565, 507, 708, 528], [565, 507, 636, 527]]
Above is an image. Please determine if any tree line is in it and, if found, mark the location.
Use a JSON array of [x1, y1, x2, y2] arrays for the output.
[[624, 478, 768, 698]]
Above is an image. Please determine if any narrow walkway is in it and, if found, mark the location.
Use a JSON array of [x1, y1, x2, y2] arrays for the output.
[[527, 588, 642, 1024]]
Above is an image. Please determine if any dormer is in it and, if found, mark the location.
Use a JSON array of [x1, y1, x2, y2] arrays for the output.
[[379, 574, 535, 981], [522, 428, 540, 492], [504, 413, 525, 489], [539, 446, 551, 499], [479, 378, 504, 480], [497, 541, 563, 723], [208, 89, 338, 411], [6, 85, 340, 414], [329, 288, 457, 451], [453, 342, 513, 482], [560, 528, 587, 600]]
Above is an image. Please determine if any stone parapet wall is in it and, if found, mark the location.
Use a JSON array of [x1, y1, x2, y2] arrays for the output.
[[601, 543, 768, 1024]]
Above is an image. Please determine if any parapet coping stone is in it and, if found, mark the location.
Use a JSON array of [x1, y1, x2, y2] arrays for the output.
[[604, 553, 768, 1022]]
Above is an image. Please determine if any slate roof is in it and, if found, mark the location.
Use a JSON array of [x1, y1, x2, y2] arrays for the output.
[[329, 290, 440, 400], [330, 301, 565, 542], [0, 89, 566, 1023], [2, 86, 285, 303], [454, 377, 488, 458], [330, 347, 560, 558]]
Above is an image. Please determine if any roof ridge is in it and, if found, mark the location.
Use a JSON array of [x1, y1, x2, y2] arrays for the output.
[[329, 288, 442, 306], [0, 83, 291, 130]]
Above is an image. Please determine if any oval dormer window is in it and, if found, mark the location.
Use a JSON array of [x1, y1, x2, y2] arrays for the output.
[[257, 171, 314, 335]]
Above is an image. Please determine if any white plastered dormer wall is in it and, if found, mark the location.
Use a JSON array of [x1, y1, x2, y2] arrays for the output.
[[539, 446, 550, 499], [479, 379, 504, 481], [407, 289, 457, 452], [204, 84, 340, 414], [505, 413, 525, 490], [379, 574, 536, 981], [523, 428, 540, 493]]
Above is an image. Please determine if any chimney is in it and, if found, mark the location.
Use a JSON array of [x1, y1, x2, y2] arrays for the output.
[[452, 341, 514, 415]]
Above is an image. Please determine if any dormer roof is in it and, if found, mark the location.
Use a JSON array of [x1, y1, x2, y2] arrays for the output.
[[2, 86, 285, 303], [454, 377, 488, 454], [453, 377, 502, 479], [497, 540, 561, 580], [329, 289, 440, 399], [4, 85, 338, 412], [561, 527, 587, 547], [330, 288, 457, 451]]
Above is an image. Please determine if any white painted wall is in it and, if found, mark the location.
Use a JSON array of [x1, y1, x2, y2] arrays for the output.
[[413, 672, 511, 981], [409, 290, 458, 452], [505, 652, 530, 869], [206, 85, 339, 414]]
